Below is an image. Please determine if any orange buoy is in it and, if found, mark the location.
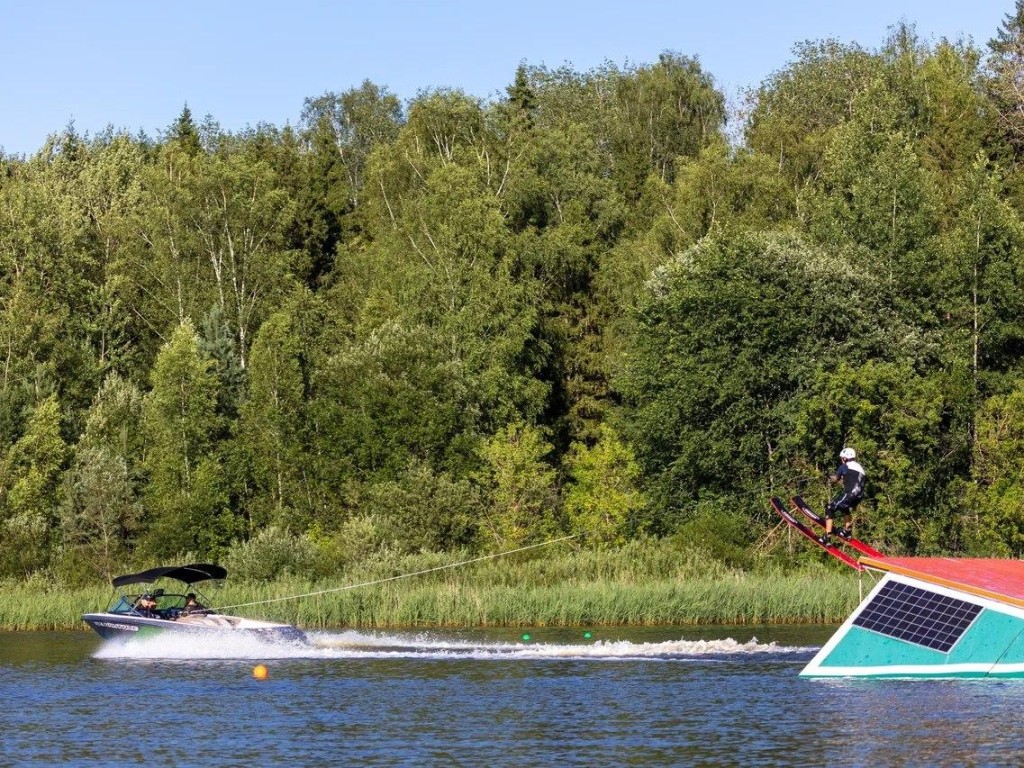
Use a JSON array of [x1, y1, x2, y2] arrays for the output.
[[252, 664, 269, 680]]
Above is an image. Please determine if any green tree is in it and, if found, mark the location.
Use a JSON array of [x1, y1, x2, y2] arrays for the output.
[[59, 372, 145, 579], [59, 446, 140, 582], [74, 131, 147, 378], [300, 80, 403, 210], [0, 132, 107, 439], [235, 307, 308, 528], [618, 232, 915, 531], [563, 424, 645, 544], [0, 395, 67, 575], [987, 0, 1024, 157], [745, 39, 881, 187], [168, 105, 203, 156], [475, 421, 558, 547], [338, 107, 550, 480], [189, 147, 298, 369], [141, 320, 231, 557], [791, 361, 951, 554], [965, 383, 1024, 556], [199, 303, 245, 423], [606, 51, 725, 204], [937, 157, 1024, 387], [363, 461, 482, 552], [803, 122, 938, 287], [124, 128, 298, 373]]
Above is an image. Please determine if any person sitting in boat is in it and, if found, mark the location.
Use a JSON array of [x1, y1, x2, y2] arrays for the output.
[[818, 447, 866, 546], [135, 594, 159, 618], [182, 593, 207, 615]]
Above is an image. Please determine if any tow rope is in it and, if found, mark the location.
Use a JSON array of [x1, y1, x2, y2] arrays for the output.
[[216, 533, 581, 611]]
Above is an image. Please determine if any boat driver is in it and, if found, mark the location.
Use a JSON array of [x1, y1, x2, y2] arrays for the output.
[[136, 594, 159, 618]]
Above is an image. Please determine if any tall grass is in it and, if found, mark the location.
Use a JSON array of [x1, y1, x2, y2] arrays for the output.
[[0, 540, 865, 630]]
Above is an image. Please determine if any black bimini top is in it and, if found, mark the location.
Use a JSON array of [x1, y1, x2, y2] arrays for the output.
[[111, 563, 228, 588]]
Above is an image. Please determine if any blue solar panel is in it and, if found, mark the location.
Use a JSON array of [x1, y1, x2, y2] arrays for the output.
[[852, 580, 982, 653]]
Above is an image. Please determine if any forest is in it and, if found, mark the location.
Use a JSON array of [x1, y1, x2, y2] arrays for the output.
[[6, 8, 1024, 588]]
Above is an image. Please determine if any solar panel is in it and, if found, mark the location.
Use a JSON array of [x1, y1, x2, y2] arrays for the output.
[[852, 580, 982, 653]]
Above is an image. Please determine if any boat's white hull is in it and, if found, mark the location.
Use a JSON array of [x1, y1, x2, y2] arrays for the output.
[[82, 612, 307, 644]]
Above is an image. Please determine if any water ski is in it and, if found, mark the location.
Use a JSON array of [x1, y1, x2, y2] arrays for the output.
[[789, 496, 883, 558], [769, 497, 862, 571]]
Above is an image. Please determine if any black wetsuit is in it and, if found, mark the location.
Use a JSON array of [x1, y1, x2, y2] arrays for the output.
[[827, 459, 865, 517]]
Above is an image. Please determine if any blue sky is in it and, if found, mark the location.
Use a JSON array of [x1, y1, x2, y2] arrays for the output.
[[0, 0, 1015, 156]]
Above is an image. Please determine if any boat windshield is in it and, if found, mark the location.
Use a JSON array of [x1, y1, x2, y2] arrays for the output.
[[108, 596, 135, 615]]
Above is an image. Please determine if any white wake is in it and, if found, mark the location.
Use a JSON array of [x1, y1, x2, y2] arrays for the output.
[[92, 629, 814, 661]]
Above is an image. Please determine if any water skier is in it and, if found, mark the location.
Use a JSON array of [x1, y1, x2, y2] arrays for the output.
[[817, 447, 865, 546]]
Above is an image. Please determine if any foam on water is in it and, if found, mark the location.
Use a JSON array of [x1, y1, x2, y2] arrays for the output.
[[93, 629, 814, 661]]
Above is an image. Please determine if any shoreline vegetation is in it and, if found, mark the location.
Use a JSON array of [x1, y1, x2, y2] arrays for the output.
[[0, 543, 864, 631], [10, 23, 1024, 598], [10, 18, 1024, 610]]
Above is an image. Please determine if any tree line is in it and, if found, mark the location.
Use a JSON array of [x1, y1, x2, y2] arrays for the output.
[[6, 8, 1024, 583]]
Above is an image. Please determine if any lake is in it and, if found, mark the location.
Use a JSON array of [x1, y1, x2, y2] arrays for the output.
[[2, 625, 1023, 766]]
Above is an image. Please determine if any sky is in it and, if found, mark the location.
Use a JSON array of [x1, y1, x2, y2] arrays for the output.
[[0, 0, 1016, 157]]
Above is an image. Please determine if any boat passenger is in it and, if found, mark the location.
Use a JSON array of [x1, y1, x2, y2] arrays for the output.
[[182, 593, 206, 615]]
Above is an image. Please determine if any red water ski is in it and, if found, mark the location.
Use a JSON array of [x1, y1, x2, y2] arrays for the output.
[[770, 497, 863, 571], [790, 496, 883, 558]]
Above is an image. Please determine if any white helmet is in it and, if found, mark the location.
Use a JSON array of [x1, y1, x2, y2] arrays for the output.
[[839, 447, 856, 460]]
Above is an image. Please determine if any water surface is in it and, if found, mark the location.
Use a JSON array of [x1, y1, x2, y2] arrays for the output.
[[2, 626, 1021, 766]]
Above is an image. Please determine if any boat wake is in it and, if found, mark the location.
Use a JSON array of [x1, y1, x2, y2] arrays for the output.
[[92, 629, 814, 661]]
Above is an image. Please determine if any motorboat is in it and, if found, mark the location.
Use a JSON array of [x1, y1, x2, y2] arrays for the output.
[[82, 562, 307, 644]]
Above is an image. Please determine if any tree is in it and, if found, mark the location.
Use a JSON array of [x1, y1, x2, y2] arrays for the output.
[[341, 108, 551, 479], [189, 147, 298, 369], [0, 134, 106, 439], [199, 303, 245, 423], [475, 421, 558, 547], [803, 121, 938, 286], [0, 395, 66, 575], [141, 320, 231, 557], [60, 446, 140, 581], [168, 105, 203, 156], [300, 81, 403, 209], [59, 372, 145, 579], [235, 308, 307, 528], [74, 132, 147, 379], [745, 39, 882, 187], [987, 1, 1024, 157], [618, 232, 915, 531], [362, 461, 481, 552], [607, 52, 726, 203], [563, 424, 645, 544], [965, 383, 1024, 556], [125, 129, 298, 373], [791, 361, 951, 554]]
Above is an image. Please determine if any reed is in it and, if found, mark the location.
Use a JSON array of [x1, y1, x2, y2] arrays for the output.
[[0, 553, 863, 631]]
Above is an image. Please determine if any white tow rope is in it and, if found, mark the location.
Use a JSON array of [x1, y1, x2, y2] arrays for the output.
[[216, 533, 581, 611]]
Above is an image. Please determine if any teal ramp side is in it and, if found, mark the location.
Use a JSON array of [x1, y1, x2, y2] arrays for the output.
[[982, 614, 1024, 677], [816, 625, 945, 670], [808, 602, 1024, 678], [953, 610, 1024, 667]]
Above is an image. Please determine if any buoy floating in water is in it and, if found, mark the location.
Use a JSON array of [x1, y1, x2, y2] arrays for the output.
[[583, 631, 592, 639], [252, 664, 269, 680], [521, 633, 531, 642]]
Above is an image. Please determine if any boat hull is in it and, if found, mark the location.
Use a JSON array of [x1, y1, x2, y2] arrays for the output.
[[82, 612, 307, 644]]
